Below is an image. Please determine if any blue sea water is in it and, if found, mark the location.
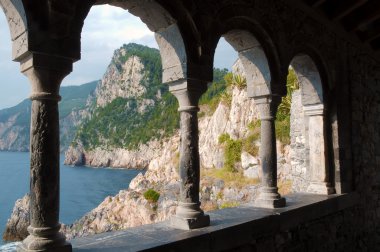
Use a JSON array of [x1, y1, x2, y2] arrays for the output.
[[0, 151, 141, 247]]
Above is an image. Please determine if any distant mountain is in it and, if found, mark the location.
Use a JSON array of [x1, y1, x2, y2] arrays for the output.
[[0, 81, 98, 152]]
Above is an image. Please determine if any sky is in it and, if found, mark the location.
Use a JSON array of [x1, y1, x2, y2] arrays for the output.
[[0, 5, 237, 109]]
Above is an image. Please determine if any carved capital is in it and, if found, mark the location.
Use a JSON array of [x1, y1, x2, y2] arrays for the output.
[[254, 95, 282, 120], [303, 104, 324, 116], [20, 53, 72, 101], [169, 79, 207, 111]]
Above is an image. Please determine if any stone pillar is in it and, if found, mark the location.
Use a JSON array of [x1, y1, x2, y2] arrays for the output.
[[18, 54, 72, 252], [169, 80, 210, 230], [304, 104, 335, 195], [254, 95, 286, 208]]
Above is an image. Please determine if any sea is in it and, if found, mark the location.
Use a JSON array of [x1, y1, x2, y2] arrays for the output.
[[0, 151, 141, 249]]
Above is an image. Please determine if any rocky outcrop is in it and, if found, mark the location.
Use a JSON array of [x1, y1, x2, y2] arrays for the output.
[[96, 55, 147, 108], [64, 140, 163, 168], [3, 194, 30, 241], [199, 86, 259, 169]]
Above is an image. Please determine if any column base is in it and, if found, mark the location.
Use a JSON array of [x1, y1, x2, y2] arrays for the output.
[[171, 214, 210, 230], [307, 182, 335, 195], [255, 197, 286, 208], [18, 226, 72, 252], [18, 243, 72, 252], [255, 187, 286, 208], [171, 202, 210, 230]]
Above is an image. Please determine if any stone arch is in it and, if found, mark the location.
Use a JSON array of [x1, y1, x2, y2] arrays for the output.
[[223, 30, 272, 97], [0, 0, 28, 61], [289, 53, 335, 195], [291, 54, 324, 106], [94, 0, 187, 84]]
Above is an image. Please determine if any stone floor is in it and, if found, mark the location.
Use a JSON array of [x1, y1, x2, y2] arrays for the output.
[[71, 193, 358, 252]]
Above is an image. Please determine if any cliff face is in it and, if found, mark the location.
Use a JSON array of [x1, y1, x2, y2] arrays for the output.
[[64, 43, 177, 167]]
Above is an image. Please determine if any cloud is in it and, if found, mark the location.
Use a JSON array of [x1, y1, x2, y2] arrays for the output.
[[63, 5, 156, 86], [0, 13, 30, 109]]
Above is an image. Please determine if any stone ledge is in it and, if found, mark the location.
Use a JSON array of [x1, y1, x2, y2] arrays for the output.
[[71, 192, 359, 252]]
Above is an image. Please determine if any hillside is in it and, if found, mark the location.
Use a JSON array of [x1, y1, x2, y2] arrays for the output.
[[0, 81, 97, 152], [65, 43, 230, 168], [74, 43, 178, 150]]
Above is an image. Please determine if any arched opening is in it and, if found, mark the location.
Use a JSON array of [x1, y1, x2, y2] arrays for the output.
[[198, 37, 262, 210], [0, 1, 192, 245], [199, 28, 291, 209], [289, 54, 335, 195], [0, 5, 30, 247], [60, 1, 184, 234]]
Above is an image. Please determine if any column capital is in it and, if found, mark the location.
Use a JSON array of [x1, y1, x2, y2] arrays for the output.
[[303, 104, 324, 116], [20, 53, 73, 101], [169, 78, 208, 111], [253, 95, 282, 121]]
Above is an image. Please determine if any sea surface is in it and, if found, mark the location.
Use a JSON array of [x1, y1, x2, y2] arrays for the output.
[[0, 151, 140, 248]]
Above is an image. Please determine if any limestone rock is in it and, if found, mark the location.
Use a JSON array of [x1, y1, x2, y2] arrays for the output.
[[243, 166, 260, 180], [64, 145, 85, 166], [241, 152, 259, 170], [3, 194, 30, 241]]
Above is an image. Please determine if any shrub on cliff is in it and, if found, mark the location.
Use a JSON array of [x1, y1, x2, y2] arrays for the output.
[[143, 189, 160, 203], [219, 133, 242, 172]]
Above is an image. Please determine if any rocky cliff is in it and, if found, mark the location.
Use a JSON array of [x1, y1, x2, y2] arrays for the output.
[[64, 43, 178, 168]]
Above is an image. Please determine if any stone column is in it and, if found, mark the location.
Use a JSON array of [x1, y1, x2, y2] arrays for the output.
[[304, 104, 335, 195], [254, 95, 286, 208], [169, 80, 210, 230], [18, 54, 72, 252]]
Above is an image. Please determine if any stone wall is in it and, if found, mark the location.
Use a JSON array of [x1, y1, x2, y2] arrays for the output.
[[224, 205, 376, 252], [289, 90, 308, 192]]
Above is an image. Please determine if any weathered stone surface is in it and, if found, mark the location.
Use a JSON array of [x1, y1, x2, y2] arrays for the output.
[[289, 90, 308, 192], [254, 96, 285, 208], [243, 166, 260, 180], [3, 194, 29, 241], [241, 151, 259, 170]]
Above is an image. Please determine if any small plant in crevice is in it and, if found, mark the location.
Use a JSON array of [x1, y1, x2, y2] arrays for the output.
[[218, 133, 242, 173], [243, 119, 261, 157], [143, 188, 160, 203]]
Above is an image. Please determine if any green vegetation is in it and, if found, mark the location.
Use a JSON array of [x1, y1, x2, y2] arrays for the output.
[[59, 81, 98, 118], [223, 72, 247, 90], [74, 44, 179, 150], [115, 43, 162, 97], [220, 201, 240, 209], [242, 120, 261, 157], [199, 68, 229, 113], [199, 71, 246, 113], [143, 188, 160, 203], [75, 92, 179, 150], [218, 133, 242, 173], [275, 68, 299, 144], [74, 45, 232, 150], [201, 168, 260, 189]]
